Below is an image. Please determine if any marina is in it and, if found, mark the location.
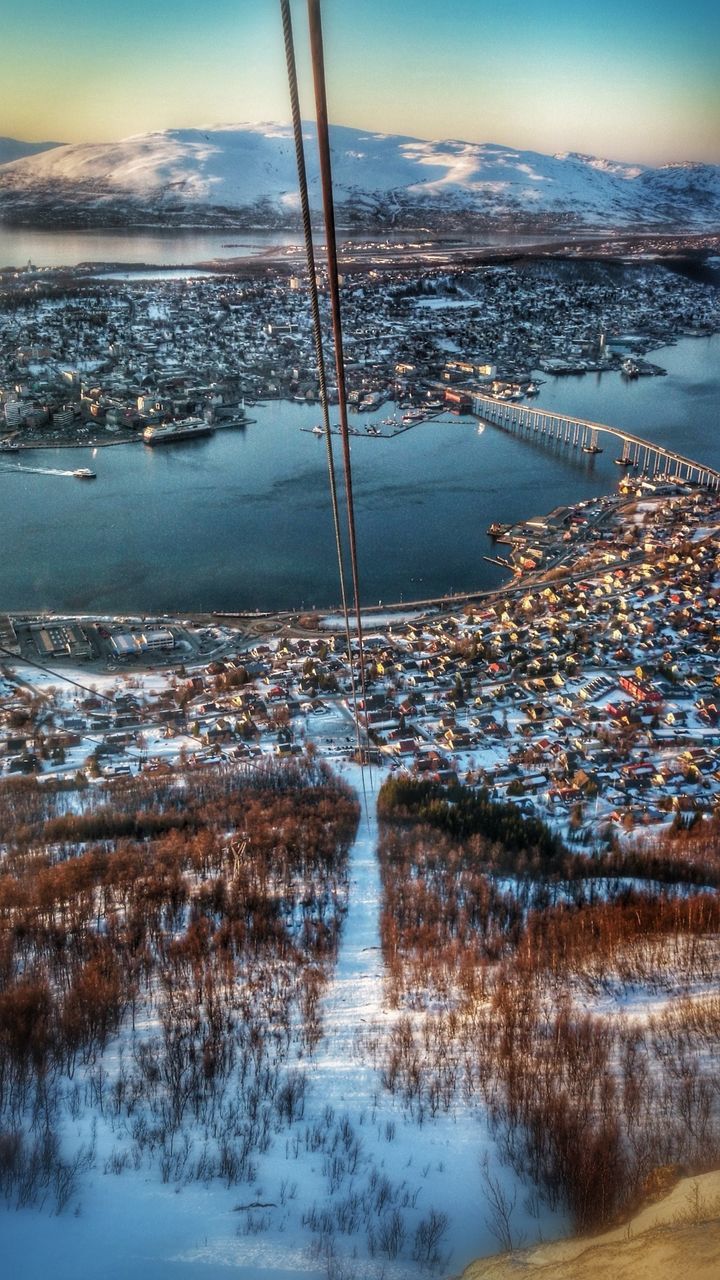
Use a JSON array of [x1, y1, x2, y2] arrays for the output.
[[299, 413, 443, 440], [0, 332, 718, 615]]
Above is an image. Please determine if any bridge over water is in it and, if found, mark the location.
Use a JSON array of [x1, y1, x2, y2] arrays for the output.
[[472, 393, 720, 491]]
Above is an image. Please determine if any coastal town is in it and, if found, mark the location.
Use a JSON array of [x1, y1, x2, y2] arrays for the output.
[[4, 2, 720, 1275], [1, 238, 719, 842], [2, 479, 719, 845], [1, 252, 719, 445]]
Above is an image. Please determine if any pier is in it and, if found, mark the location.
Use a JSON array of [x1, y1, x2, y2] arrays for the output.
[[472, 394, 720, 490]]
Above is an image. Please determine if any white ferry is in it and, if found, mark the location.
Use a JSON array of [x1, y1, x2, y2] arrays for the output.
[[143, 418, 215, 446]]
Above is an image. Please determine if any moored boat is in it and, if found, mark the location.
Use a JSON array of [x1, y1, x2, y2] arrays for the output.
[[143, 418, 215, 446]]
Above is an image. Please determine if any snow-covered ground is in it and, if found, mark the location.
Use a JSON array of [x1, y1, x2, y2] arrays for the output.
[[1, 765, 564, 1279]]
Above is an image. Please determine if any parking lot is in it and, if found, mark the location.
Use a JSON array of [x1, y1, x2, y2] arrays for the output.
[[301, 699, 358, 756]]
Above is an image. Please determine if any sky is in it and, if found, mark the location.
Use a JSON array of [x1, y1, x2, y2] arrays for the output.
[[2, 0, 719, 164]]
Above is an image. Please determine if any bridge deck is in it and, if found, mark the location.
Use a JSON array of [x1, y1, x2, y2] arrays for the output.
[[472, 393, 720, 485]]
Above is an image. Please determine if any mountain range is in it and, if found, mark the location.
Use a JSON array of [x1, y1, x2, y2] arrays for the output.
[[0, 136, 62, 166], [0, 123, 717, 232]]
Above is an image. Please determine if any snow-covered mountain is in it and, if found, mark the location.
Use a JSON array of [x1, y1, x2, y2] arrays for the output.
[[0, 136, 62, 165], [0, 123, 717, 231]]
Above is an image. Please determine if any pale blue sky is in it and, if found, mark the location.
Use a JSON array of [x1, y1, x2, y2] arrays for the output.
[[3, 0, 719, 162]]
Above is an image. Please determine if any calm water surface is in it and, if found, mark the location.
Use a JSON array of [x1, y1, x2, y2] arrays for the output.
[[1, 334, 718, 614], [0, 226, 590, 270], [0, 228, 302, 269]]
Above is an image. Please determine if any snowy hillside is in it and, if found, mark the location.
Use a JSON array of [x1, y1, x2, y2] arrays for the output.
[[0, 122, 717, 230], [0, 136, 62, 165]]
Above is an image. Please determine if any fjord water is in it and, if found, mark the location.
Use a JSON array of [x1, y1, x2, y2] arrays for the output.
[[0, 226, 589, 270], [1, 333, 718, 615], [0, 228, 304, 268]]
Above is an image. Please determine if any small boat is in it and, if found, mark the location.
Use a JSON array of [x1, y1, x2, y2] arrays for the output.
[[73, 468, 96, 479], [311, 425, 324, 436], [582, 445, 603, 455], [614, 456, 634, 466]]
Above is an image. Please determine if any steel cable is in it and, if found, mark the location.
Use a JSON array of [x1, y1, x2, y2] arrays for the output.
[[280, 0, 368, 771], [306, 0, 372, 779]]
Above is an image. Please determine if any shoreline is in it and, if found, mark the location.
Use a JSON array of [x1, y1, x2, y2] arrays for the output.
[[0, 416, 254, 452], [2, 325, 717, 455], [0, 491, 663, 646], [2, 226, 718, 263]]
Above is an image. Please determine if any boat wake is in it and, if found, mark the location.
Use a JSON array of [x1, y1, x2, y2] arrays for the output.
[[0, 464, 83, 477]]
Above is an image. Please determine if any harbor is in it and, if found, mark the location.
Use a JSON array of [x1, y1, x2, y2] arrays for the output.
[[0, 330, 718, 617]]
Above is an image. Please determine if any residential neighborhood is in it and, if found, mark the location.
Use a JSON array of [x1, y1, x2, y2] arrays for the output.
[[2, 481, 718, 846]]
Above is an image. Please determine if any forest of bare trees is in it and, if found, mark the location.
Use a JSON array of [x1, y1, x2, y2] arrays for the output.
[[375, 776, 720, 1233], [2, 756, 719, 1265], [0, 758, 358, 1210]]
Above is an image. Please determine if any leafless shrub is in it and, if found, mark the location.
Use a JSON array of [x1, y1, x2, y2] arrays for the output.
[[412, 1207, 450, 1267], [375, 1207, 406, 1260]]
